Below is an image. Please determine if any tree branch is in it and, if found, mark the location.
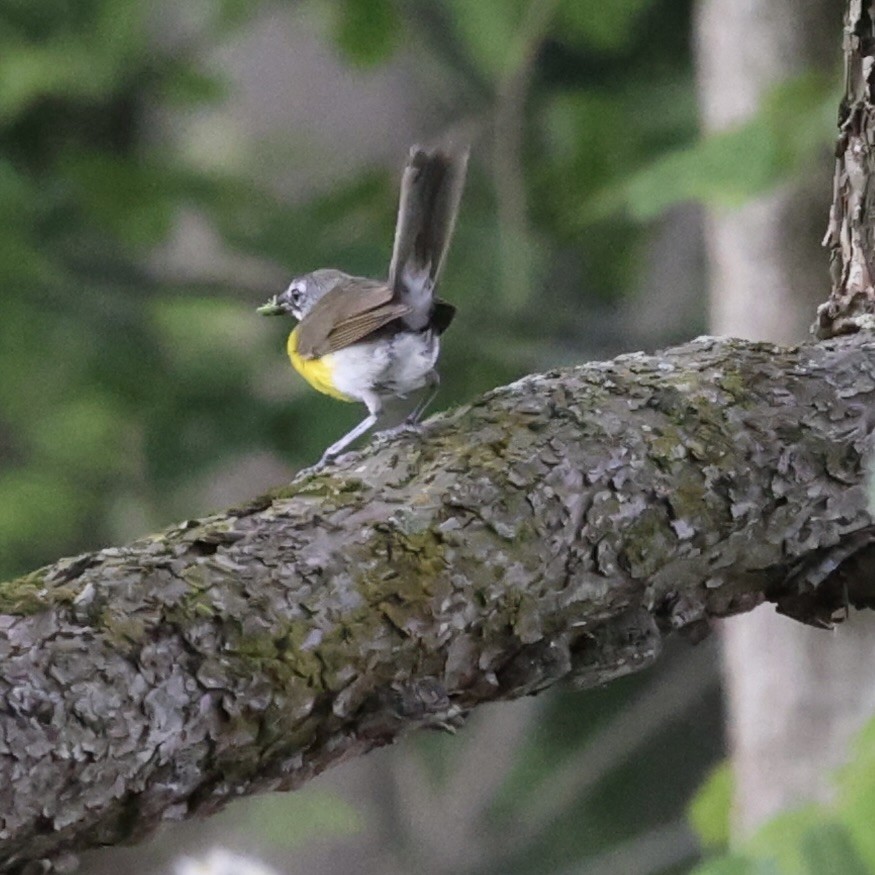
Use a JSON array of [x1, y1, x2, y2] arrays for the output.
[[2, 335, 874, 872]]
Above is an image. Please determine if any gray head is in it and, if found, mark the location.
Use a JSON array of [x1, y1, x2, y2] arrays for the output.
[[257, 269, 351, 320]]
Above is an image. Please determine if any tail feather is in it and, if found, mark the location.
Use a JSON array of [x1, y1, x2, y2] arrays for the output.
[[388, 144, 469, 330]]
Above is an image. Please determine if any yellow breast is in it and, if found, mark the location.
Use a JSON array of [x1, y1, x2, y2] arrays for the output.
[[287, 327, 355, 402]]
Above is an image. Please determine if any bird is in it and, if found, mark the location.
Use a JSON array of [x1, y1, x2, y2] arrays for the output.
[[258, 144, 469, 464]]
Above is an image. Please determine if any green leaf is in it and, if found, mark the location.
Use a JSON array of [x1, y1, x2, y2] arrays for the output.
[[836, 716, 875, 868], [212, 0, 263, 31], [0, 469, 83, 572], [27, 395, 135, 480], [445, 0, 527, 81], [150, 297, 262, 385], [0, 162, 52, 279], [0, 1, 146, 119], [61, 152, 178, 248], [691, 855, 768, 875], [157, 64, 229, 107], [796, 822, 869, 875], [745, 804, 826, 870], [334, 0, 401, 67], [556, 0, 655, 52], [689, 761, 733, 850], [0, 44, 114, 119], [242, 790, 364, 849], [591, 72, 837, 221]]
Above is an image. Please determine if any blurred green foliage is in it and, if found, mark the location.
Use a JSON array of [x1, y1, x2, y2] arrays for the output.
[[690, 716, 875, 874], [598, 73, 839, 220], [333, 0, 401, 66], [689, 762, 733, 851], [242, 789, 364, 849], [0, 0, 269, 574]]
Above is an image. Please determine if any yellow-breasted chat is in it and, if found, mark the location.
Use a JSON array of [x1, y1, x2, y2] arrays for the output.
[[258, 145, 468, 463]]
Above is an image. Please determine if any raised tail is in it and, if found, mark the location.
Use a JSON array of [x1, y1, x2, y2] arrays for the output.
[[388, 144, 469, 330]]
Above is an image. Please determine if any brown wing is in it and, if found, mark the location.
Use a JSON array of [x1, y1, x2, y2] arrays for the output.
[[295, 278, 412, 359]]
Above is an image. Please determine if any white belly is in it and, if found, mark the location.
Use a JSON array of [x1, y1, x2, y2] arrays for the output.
[[329, 331, 439, 402]]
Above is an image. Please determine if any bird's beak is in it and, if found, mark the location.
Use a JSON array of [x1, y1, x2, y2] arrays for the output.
[[256, 291, 291, 316]]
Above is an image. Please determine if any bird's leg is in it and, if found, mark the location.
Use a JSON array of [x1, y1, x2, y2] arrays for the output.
[[405, 370, 440, 425], [320, 393, 382, 463], [375, 372, 440, 443]]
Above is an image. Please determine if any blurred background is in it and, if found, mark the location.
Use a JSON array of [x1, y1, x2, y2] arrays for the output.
[[0, 0, 846, 873]]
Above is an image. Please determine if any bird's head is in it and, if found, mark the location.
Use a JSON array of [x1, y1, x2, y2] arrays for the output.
[[257, 269, 351, 320]]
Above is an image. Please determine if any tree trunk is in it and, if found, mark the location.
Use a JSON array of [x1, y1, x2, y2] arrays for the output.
[[1, 336, 874, 872], [695, 0, 875, 837]]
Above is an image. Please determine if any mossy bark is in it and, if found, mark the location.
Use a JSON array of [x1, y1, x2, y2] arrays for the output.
[[1, 335, 874, 872]]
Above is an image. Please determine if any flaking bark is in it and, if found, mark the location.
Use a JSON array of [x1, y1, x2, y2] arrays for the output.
[[821, 1, 875, 337], [1, 335, 874, 872]]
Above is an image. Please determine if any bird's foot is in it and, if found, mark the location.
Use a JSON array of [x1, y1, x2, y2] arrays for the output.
[[377, 421, 422, 440], [295, 458, 329, 478], [297, 450, 349, 477]]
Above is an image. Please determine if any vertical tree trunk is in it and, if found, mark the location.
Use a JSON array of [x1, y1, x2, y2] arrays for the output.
[[695, 0, 875, 837]]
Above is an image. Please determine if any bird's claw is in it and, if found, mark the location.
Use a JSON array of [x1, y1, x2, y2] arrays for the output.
[[378, 421, 422, 440]]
